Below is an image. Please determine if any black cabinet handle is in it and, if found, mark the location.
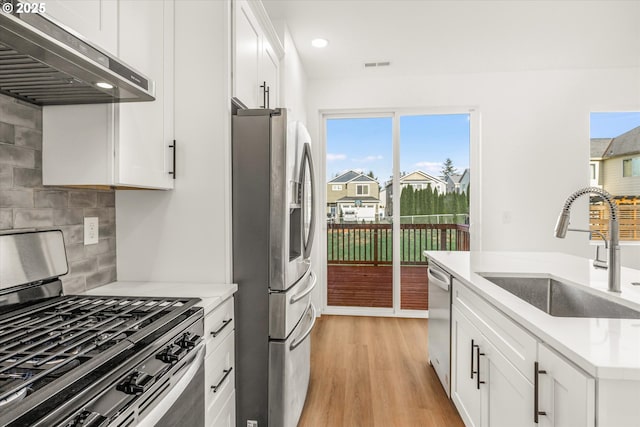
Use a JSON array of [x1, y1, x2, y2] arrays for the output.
[[534, 362, 547, 423], [260, 81, 267, 108], [211, 318, 232, 338], [211, 367, 233, 393], [266, 85, 270, 109], [476, 348, 486, 389], [169, 140, 176, 179], [471, 339, 477, 379]]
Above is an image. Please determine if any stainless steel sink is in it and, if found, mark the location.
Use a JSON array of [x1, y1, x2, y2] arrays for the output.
[[479, 275, 640, 319]]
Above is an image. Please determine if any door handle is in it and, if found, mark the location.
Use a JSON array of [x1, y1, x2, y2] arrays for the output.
[[471, 339, 477, 379], [290, 304, 316, 351], [290, 271, 317, 303], [211, 367, 233, 393], [168, 140, 176, 179], [476, 347, 485, 390], [210, 318, 232, 338], [265, 85, 270, 108], [260, 81, 267, 108], [534, 362, 547, 423]]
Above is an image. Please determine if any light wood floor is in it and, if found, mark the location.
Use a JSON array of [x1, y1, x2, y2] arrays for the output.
[[298, 316, 464, 427]]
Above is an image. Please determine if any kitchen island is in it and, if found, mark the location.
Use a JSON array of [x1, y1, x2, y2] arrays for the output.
[[425, 251, 640, 427]]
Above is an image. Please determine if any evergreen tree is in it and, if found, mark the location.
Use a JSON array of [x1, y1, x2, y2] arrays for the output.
[[440, 158, 458, 180], [425, 184, 433, 215]]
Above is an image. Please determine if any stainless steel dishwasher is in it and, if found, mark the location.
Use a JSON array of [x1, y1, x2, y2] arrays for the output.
[[428, 260, 452, 397]]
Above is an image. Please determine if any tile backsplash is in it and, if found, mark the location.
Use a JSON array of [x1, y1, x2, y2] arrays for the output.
[[0, 93, 116, 293]]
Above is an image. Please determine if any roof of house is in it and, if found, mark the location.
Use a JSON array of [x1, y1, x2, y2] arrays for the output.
[[446, 168, 469, 184], [400, 170, 446, 183], [329, 170, 378, 183], [590, 138, 613, 159], [603, 126, 640, 158]]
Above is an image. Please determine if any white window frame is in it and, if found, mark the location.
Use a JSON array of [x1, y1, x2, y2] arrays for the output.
[[356, 184, 369, 196], [331, 184, 343, 191], [320, 108, 480, 318]]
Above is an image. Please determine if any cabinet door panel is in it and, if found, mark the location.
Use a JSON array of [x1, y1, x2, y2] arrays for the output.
[[36, 0, 118, 54], [481, 339, 535, 427], [234, 0, 261, 108], [262, 40, 279, 108], [451, 307, 481, 427], [538, 344, 595, 427], [117, 0, 174, 189]]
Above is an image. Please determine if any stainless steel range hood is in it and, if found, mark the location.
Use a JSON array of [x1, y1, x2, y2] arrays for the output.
[[0, 3, 155, 106]]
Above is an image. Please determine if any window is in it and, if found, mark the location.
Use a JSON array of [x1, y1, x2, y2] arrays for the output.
[[623, 157, 640, 177], [356, 184, 369, 196], [332, 184, 343, 191], [590, 163, 596, 180]]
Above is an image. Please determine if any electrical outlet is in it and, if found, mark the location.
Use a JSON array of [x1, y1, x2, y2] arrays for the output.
[[84, 217, 99, 245], [247, 421, 258, 427]]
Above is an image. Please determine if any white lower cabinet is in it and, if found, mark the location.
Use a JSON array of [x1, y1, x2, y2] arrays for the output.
[[537, 344, 595, 427], [451, 279, 595, 427], [452, 306, 535, 427], [204, 297, 236, 426]]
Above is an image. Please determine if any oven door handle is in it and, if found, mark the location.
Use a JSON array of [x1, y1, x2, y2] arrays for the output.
[[136, 342, 205, 427]]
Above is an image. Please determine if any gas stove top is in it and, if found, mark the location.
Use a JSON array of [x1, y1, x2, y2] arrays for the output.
[[0, 230, 204, 427]]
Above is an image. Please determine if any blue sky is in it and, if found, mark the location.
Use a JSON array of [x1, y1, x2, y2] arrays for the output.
[[326, 112, 640, 185], [326, 114, 470, 184]]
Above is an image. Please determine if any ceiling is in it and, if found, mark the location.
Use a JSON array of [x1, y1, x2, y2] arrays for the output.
[[262, 0, 640, 80]]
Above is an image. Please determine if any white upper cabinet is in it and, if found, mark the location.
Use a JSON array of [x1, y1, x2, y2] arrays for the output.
[[43, 0, 175, 190], [34, 0, 118, 54], [233, 0, 282, 108]]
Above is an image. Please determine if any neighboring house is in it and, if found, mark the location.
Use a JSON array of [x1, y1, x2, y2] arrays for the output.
[[384, 170, 447, 216], [327, 170, 381, 221], [591, 126, 640, 196], [446, 168, 470, 194]]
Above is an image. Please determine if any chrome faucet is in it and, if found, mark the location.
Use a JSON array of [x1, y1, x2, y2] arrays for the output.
[[554, 187, 621, 293]]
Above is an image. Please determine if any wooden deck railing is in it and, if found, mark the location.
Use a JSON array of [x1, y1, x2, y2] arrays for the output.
[[327, 222, 470, 265], [590, 202, 640, 241]]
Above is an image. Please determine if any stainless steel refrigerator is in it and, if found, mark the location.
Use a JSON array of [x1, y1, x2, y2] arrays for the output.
[[232, 108, 317, 427]]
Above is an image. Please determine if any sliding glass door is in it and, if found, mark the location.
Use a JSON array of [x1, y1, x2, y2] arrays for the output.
[[323, 110, 473, 316]]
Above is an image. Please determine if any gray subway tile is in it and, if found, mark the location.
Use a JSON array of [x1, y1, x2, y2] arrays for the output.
[[64, 243, 85, 262], [0, 209, 12, 229], [61, 275, 86, 295], [68, 257, 98, 277], [98, 222, 115, 238], [0, 144, 36, 168], [0, 97, 40, 129], [13, 168, 42, 188], [14, 209, 53, 228], [0, 190, 32, 208], [69, 191, 97, 208], [0, 164, 12, 188], [14, 126, 42, 150], [86, 267, 116, 290], [85, 238, 110, 257], [35, 190, 68, 208], [97, 192, 115, 207], [84, 207, 115, 224], [0, 123, 14, 144], [98, 252, 116, 269], [59, 225, 84, 244], [53, 208, 83, 226]]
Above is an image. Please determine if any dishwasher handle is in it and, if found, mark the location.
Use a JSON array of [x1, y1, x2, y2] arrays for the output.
[[428, 267, 450, 292]]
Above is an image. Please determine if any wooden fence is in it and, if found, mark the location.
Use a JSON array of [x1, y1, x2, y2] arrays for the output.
[[590, 200, 640, 241], [327, 222, 470, 265]]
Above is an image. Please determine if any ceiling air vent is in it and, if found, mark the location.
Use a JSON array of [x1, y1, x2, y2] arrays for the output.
[[364, 61, 391, 68]]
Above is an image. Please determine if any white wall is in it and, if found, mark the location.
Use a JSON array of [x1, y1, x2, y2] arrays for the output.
[[306, 67, 640, 269], [116, 0, 232, 283], [277, 23, 307, 124]]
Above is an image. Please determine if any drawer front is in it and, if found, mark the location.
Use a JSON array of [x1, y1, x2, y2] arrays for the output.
[[452, 278, 537, 382], [205, 297, 234, 356], [205, 331, 235, 421], [210, 390, 236, 427]]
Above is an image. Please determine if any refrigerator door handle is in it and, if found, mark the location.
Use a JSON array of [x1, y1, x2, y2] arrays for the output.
[[290, 304, 316, 351], [301, 142, 316, 259], [290, 271, 317, 304]]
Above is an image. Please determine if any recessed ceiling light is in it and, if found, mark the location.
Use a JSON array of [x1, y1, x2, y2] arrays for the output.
[[96, 82, 114, 89], [311, 38, 329, 48]]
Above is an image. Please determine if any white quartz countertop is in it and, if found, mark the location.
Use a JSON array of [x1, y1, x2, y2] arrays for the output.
[[84, 281, 237, 315], [424, 250, 640, 380]]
